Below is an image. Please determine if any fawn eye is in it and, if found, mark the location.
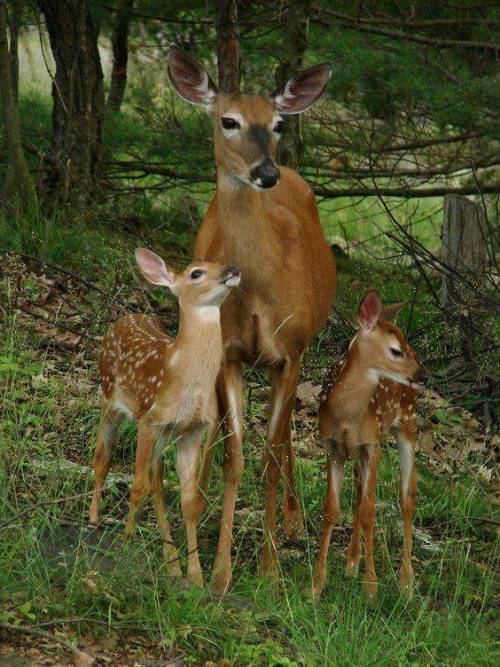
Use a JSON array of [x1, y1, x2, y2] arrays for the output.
[[221, 117, 240, 130], [390, 347, 403, 358], [190, 269, 205, 280], [273, 120, 284, 134]]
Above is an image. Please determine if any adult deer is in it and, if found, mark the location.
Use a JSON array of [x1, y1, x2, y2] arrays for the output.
[[167, 46, 336, 591], [313, 291, 427, 598], [89, 249, 241, 587]]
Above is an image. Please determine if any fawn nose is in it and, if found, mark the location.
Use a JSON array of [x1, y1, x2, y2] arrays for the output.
[[223, 265, 241, 285], [250, 159, 280, 189]]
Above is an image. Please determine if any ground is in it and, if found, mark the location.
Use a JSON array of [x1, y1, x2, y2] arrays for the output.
[[0, 249, 497, 667]]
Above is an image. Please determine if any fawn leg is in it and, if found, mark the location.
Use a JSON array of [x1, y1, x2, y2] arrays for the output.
[[358, 445, 380, 597], [149, 438, 182, 578], [210, 361, 244, 594], [396, 424, 417, 595], [345, 461, 363, 576], [124, 422, 158, 537], [312, 453, 345, 598], [89, 404, 124, 525], [260, 359, 301, 577], [176, 430, 204, 587]]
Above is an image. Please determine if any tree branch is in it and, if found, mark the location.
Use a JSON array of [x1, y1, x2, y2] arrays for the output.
[[314, 183, 500, 199], [314, 7, 499, 53]]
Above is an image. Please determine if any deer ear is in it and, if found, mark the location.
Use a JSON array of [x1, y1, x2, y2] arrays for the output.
[[380, 302, 406, 322], [135, 249, 176, 288], [358, 291, 382, 331], [167, 45, 218, 110], [271, 63, 331, 115]]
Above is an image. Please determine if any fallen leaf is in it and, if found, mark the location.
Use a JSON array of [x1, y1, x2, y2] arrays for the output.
[[74, 650, 95, 667]]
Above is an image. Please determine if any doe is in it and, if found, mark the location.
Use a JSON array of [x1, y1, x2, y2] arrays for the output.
[[167, 45, 336, 591], [313, 291, 427, 598], [88, 249, 241, 586]]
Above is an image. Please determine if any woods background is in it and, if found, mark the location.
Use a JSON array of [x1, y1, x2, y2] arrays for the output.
[[0, 1, 498, 666]]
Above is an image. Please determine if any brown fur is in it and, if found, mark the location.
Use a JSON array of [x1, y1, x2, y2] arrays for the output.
[[89, 259, 239, 587], [167, 48, 336, 591], [196, 100, 336, 590], [313, 305, 426, 599]]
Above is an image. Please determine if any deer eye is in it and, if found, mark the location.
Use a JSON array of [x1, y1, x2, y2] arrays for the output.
[[190, 269, 205, 280], [390, 347, 403, 358], [273, 120, 284, 134], [221, 117, 240, 130]]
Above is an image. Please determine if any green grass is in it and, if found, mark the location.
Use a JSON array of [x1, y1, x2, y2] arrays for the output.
[[1, 37, 497, 664], [0, 275, 497, 666]]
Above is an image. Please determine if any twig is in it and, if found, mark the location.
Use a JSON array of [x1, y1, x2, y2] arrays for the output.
[[0, 491, 94, 531], [0, 621, 94, 661], [16, 253, 139, 313]]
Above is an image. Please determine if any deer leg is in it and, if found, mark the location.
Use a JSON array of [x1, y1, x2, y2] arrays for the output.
[[176, 430, 204, 587], [149, 439, 182, 578], [260, 359, 301, 577], [396, 426, 417, 595], [312, 453, 345, 598], [281, 403, 305, 539], [358, 445, 380, 597], [124, 422, 158, 537], [210, 361, 244, 594], [89, 404, 123, 525], [345, 461, 363, 577]]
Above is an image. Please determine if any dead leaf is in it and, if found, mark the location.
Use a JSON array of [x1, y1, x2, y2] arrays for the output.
[[296, 381, 320, 407], [74, 650, 95, 667], [31, 373, 49, 389]]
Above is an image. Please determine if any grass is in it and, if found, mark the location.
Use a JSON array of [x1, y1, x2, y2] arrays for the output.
[[0, 246, 497, 666], [1, 35, 497, 665]]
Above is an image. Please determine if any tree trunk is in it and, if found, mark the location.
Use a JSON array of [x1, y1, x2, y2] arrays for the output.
[[216, 0, 240, 94], [274, 0, 312, 169], [107, 0, 133, 113], [7, 0, 21, 101], [0, 2, 36, 208], [37, 0, 105, 206], [440, 194, 489, 361]]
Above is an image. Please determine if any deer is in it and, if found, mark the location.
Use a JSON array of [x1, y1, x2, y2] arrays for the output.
[[312, 291, 428, 599], [167, 46, 336, 592], [88, 248, 241, 587]]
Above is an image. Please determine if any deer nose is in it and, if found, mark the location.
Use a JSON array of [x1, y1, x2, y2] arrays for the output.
[[250, 159, 280, 189], [227, 265, 240, 277]]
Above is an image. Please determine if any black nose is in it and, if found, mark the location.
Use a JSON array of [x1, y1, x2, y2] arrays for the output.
[[227, 265, 240, 276], [414, 367, 428, 384], [250, 159, 280, 189]]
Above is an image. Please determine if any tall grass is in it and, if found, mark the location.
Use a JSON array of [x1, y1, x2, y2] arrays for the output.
[[0, 304, 497, 665]]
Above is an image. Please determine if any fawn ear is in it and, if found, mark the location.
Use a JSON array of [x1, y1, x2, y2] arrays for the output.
[[167, 45, 218, 110], [135, 249, 176, 288], [380, 302, 406, 322], [358, 291, 382, 331], [271, 63, 331, 115]]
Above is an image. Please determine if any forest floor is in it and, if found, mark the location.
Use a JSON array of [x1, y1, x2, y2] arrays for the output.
[[0, 244, 498, 666]]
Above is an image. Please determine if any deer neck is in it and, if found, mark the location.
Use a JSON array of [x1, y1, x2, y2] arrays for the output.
[[330, 350, 379, 434], [171, 303, 223, 392], [216, 166, 276, 263]]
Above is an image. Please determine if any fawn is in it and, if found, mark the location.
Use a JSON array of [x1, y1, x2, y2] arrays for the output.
[[88, 249, 241, 587], [312, 291, 427, 598]]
